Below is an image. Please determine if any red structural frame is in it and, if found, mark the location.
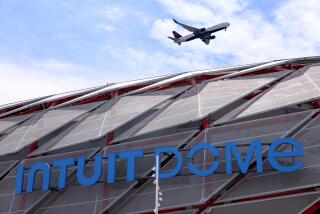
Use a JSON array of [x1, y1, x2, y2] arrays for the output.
[[1, 63, 307, 119]]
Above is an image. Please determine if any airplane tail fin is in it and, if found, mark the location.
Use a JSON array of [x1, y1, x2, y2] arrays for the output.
[[168, 36, 181, 45], [172, 31, 182, 39]]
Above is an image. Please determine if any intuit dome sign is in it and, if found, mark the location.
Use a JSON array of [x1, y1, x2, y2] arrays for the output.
[[16, 138, 304, 194]]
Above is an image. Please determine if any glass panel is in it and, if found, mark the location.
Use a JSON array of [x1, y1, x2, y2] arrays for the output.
[[137, 72, 287, 135], [237, 66, 320, 118], [208, 191, 320, 214], [0, 102, 102, 156], [219, 113, 320, 202], [116, 111, 309, 213], [48, 87, 188, 152]]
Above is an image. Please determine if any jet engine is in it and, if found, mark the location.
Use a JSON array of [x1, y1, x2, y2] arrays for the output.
[[210, 35, 216, 39]]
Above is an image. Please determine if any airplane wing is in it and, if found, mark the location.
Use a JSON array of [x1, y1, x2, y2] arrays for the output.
[[173, 18, 199, 33]]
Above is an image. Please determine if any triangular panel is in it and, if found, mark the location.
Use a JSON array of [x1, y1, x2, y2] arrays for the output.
[[0, 114, 32, 134], [237, 66, 320, 118]]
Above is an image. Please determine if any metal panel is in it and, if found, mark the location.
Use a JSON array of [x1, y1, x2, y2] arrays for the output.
[[0, 160, 15, 177], [127, 62, 262, 96], [214, 59, 290, 80], [39, 86, 104, 104], [218, 113, 320, 203], [116, 111, 309, 214], [48, 87, 188, 152], [0, 86, 103, 119], [38, 131, 194, 214], [0, 114, 32, 134], [53, 75, 174, 109], [208, 191, 320, 214], [0, 97, 47, 114], [237, 66, 320, 118], [0, 102, 102, 156], [137, 72, 290, 135]]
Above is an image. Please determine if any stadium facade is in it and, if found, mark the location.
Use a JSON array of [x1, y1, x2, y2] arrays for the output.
[[0, 56, 320, 214]]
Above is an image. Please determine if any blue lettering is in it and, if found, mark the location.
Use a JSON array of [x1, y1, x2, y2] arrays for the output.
[[26, 162, 51, 193], [226, 140, 263, 174], [15, 164, 25, 194], [268, 138, 304, 173], [119, 150, 144, 182], [107, 152, 116, 184], [77, 154, 102, 186], [155, 147, 183, 179], [14, 137, 304, 195], [53, 158, 75, 189], [187, 144, 220, 176]]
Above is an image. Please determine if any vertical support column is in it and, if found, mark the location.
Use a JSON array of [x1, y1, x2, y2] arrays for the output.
[[188, 78, 197, 86], [107, 132, 114, 146], [49, 101, 57, 108], [201, 118, 210, 130], [113, 90, 119, 97], [28, 142, 38, 154], [312, 100, 320, 109]]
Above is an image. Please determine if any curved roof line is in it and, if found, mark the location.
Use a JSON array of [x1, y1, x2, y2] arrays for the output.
[[126, 60, 290, 96], [0, 85, 105, 118], [51, 74, 175, 109]]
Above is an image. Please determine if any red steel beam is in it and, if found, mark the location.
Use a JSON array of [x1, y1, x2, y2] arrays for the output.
[[303, 201, 320, 214]]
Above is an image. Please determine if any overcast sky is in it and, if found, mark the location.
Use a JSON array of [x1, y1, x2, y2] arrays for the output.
[[0, 0, 320, 105]]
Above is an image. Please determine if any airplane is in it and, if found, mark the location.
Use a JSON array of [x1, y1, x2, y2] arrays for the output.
[[168, 18, 230, 45]]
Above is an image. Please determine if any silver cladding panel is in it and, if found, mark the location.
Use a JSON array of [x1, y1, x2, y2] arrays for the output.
[[48, 101, 111, 152], [49, 87, 188, 152], [237, 66, 320, 118], [38, 131, 194, 214], [218, 113, 320, 202], [208, 191, 320, 214], [0, 102, 102, 156], [0, 114, 31, 134], [54, 74, 173, 109], [137, 72, 288, 136], [116, 110, 310, 214]]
